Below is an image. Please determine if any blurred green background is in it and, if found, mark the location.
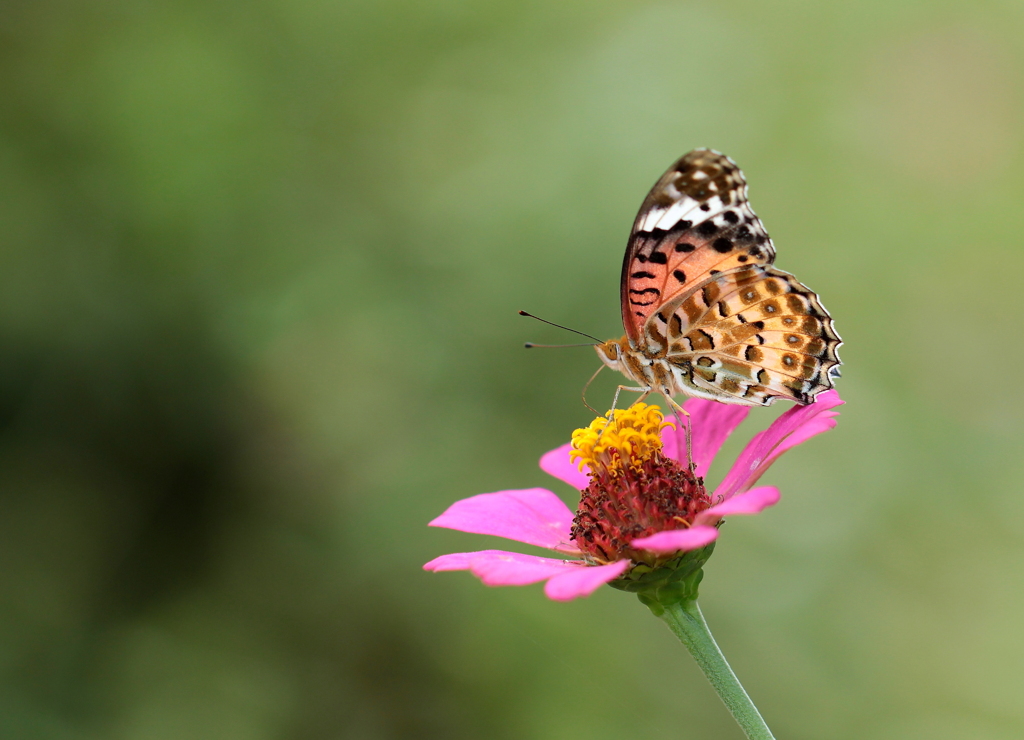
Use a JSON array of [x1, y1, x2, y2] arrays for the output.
[[2, 1, 1024, 738]]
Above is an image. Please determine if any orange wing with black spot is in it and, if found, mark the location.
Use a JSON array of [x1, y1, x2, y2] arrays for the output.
[[620, 149, 776, 343], [653, 265, 841, 405]]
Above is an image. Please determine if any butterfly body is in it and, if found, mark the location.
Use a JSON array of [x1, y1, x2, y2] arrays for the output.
[[597, 150, 841, 407]]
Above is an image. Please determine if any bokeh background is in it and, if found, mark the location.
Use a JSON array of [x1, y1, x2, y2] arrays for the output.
[[3, 1, 1024, 738]]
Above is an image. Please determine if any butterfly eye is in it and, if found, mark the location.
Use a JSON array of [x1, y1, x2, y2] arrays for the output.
[[596, 340, 619, 364]]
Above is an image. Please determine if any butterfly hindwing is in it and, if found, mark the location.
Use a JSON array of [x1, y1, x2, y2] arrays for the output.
[[621, 150, 776, 343], [651, 266, 842, 405]]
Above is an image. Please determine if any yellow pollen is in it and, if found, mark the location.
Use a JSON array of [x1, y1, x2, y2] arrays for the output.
[[569, 403, 671, 477]]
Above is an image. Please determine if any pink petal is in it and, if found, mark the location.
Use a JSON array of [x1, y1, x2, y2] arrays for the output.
[[424, 551, 481, 572], [695, 486, 780, 526], [424, 550, 585, 586], [429, 489, 580, 553], [714, 390, 844, 500], [771, 414, 841, 459], [630, 525, 720, 554], [539, 442, 590, 490], [544, 559, 632, 601], [661, 399, 750, 477]]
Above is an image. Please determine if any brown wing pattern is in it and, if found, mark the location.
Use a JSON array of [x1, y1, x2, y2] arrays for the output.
[[620, 150, 775, 343], [650, 265, 842, 405]]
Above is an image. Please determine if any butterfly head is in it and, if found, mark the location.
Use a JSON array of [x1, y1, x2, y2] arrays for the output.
[[595, 336, 632, 374]]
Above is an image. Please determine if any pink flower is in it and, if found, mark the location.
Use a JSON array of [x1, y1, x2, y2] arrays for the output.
[[424, 390, 843, 602]]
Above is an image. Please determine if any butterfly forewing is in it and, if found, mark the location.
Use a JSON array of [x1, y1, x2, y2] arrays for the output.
[[621, 150, 776, 343]]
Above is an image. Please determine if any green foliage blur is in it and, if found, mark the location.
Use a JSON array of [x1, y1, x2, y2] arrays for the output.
[[3, 1, 1024, 738]]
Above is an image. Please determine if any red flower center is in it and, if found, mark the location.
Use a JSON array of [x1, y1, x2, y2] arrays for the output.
[[568, 405, 712, 565]]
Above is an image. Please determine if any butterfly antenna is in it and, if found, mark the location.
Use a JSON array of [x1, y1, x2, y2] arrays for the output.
[[524, 342, 596, 349], [519, 311, 602, 343]]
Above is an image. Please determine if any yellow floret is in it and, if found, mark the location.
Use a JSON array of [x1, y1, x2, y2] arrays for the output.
[[570, 403, 671, 477]]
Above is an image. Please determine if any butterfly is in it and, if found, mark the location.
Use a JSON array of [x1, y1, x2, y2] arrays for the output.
[[596, 149, 842, 407]]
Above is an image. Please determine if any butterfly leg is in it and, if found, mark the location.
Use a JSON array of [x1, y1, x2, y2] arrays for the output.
[[608, 384, 650, 418], [660, 392, 694, 469], [658, 392, 688, 419], [595, 385, 650, 441]]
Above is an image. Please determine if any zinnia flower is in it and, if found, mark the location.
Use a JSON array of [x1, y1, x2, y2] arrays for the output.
[[424, 390, 843, 602]]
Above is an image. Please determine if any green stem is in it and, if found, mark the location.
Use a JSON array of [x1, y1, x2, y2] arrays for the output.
[[658, 600, 776, 740]]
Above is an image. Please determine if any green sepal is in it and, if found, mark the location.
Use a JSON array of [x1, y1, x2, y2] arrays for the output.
[[607, 542, 715, 612]]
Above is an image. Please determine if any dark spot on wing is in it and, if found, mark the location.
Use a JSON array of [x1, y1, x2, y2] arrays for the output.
[[720, 378, 740, 394], [629, 287, 660, 306]]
